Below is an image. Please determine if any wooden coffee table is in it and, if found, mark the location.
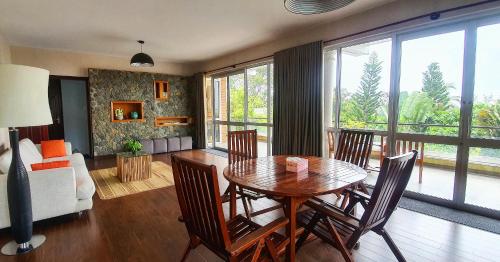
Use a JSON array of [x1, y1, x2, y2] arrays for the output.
[[116, 152, 152, 182]]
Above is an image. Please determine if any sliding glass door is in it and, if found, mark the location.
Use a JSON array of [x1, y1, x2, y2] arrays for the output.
[[208, 62, 273, 156], [324, 15, 500, 217]]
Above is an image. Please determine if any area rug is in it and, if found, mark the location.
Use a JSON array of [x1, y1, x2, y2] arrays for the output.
[[90, 161, 175, 200]]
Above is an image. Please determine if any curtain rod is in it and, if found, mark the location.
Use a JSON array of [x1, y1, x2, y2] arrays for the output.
[[204, 0, 497, 75]]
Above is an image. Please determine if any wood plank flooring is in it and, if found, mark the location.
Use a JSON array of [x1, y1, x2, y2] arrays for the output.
[[0, 150, 498, 262]]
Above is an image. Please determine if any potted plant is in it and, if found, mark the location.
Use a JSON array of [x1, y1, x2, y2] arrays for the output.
[[124, 139, 142, 155], [115, 108, 124, 120]]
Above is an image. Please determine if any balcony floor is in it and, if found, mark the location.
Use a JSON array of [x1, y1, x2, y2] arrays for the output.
[[366, 158, 500, 211]]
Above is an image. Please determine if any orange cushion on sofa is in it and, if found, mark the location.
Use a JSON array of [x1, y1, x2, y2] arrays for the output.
[[41, 140, 67, 159], [31, 160, 71, 171]]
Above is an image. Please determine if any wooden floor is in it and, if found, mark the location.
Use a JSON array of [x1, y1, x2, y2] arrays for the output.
[[0, 150, 499, 262]]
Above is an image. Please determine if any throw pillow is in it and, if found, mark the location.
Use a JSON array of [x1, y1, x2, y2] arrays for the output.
[[31, 160, 71, 171], [41, 140, 67, 159]]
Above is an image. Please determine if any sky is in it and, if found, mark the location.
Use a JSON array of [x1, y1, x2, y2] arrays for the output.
[[330, 22, 500, 104]]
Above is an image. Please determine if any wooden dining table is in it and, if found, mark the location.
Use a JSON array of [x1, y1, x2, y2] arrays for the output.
[[223, 155, 367, 262]]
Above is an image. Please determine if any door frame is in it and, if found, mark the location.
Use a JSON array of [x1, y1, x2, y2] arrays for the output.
[[50, 75, 94, 158]]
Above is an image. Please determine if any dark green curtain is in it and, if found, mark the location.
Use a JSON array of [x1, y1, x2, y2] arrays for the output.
[[192, 72, 206, 149], [272, 41, 323, 156]]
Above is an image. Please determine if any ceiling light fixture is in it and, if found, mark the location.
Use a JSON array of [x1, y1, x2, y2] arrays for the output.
[[284, 0, 355, 15], [130, 40, 154, 67]]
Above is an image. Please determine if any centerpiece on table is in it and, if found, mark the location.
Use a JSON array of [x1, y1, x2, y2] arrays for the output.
[[124, 139, 143, 155], [286, 157, 308, 172]]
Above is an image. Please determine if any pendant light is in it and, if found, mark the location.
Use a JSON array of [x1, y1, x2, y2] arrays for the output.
[[130, 40, 154, 67], [284, 0, 355, 15]]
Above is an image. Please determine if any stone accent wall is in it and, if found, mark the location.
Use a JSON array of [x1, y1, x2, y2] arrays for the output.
[[88, 69, 193, 156]]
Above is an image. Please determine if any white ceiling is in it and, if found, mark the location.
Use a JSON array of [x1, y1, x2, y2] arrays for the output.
[[0, 0, 394, 63]]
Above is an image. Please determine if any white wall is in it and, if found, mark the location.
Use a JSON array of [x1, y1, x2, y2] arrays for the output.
[[11, 46, 194, 77], [0, 31, 11, 152], [61, 79, 90, 156], [197, 0, 492, 72]]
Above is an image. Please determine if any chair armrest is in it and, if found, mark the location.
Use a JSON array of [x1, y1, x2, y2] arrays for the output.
[[228, 217, 288, 256], [343, 188, 371, 215]]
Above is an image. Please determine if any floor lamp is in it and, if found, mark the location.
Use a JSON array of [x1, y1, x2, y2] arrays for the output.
[[0, 64, 53, 255]]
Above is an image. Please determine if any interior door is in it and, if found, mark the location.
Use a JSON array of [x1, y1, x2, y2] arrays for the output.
[[47, 78, 65, 140]]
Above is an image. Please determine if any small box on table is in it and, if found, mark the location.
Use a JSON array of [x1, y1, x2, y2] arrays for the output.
[[286, 157, 308, 172]]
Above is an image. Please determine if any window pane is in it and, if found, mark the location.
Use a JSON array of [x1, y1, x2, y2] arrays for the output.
[[398, 31, 464, 136], [324, 48, 338, 128], [205, 76, 213, 146], [466, 147, 500, 210], [214, 77, 228, 121], [270, 64, 274, 124], [229, 73, 244, 122], [246, 125, 269, 157], [247, 65, 268, 123], [471, 23, 500, 139], [339, 38, 391, 131], [214, 123, 228, 149]]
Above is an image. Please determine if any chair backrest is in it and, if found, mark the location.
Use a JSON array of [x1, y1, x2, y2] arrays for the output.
[[327, 129, 335, 157], [358, 151, 418, 233], [171, 155, 231, 254], [335, 129, 374, 169], [228, 129, 258, 164]]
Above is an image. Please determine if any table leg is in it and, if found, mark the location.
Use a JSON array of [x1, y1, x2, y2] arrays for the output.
[[285, 197, 297, 262], [229, 182, 237, 219]]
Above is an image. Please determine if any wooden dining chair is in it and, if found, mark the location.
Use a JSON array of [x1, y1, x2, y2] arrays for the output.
[[171, 155, 289, 262], [296, 151, 418, 262], [224, 129, 282, 219], [331, 129, 374, 208]]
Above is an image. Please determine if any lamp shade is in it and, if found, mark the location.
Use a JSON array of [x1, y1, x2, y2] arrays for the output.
[[284, 0, 355, 15], [130, 52, 155, 67], [0, 64, 53, 128]]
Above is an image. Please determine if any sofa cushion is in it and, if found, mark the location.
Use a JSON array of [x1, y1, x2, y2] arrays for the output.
[[140, 139, 154, 154], [41, 140, 67, 159], [72, 165, 95, 200], [153, 138, 168, 154], [180, 136, 193, 150], [167, 137, 180, 152], [0, 149, 12, 174], [31, 160, 71, 171], [19, 139, 44, 171]]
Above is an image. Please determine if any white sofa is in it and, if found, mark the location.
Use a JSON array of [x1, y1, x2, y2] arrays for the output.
[[0, 139, 95, 229]]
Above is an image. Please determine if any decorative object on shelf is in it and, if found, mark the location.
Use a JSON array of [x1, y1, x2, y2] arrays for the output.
[[114, 108, 124, 120], [154, 80, 170, 101], [124, 139, 143, 155], [155, 116, 192, 127], [130, 40, 154, 67], [130, 111, 139, 119], [0, 64, 52, 255], [284, 0, 355, 15], [111, 101, 144, 122]]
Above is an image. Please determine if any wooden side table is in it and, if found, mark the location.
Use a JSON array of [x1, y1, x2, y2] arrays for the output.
[[116, 152, 152, 182]]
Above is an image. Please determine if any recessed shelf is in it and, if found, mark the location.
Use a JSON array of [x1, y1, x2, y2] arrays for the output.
[[111, 101, 145, 122], [155, 116, 192, 127], [154, 80, 170, 101]]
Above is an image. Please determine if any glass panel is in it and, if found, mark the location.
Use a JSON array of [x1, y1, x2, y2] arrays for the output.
[[206, 121, 214, 146], [247, 65, 268, 123], [246, 125, 269, 157], [270, 64, 274, 124], [229, 125, 244, 131], [229, 73, 245, 122], [366, 142, 456, 200], [214, 123, 228, 149], [471, 23, 500, 140], [205, 76, 213, 147], [398, 31, 464, 136], [339, 38, 391, 131], [466, 147, 500, 210], [213, 77, 228, 122]]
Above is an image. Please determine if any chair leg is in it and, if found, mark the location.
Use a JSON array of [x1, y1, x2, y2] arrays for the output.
[[181, 238, 199, 262], [241, 194, 251, 219], [295, 230, 311, 252], [358, 182, 369, 194], [265, 239, 279, 262], [340, 191, 350, 210], [379, 229, 406, 262], [418, 162, 423, 184], [324, 217, 353, 262], [250, 239, 265, 262]]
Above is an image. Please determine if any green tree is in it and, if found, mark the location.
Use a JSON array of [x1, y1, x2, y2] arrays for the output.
[[422, 62, 453, 109], [476, 103, 500, 138], [398, 91, 434, 133], [351, 52, 384, 124]]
